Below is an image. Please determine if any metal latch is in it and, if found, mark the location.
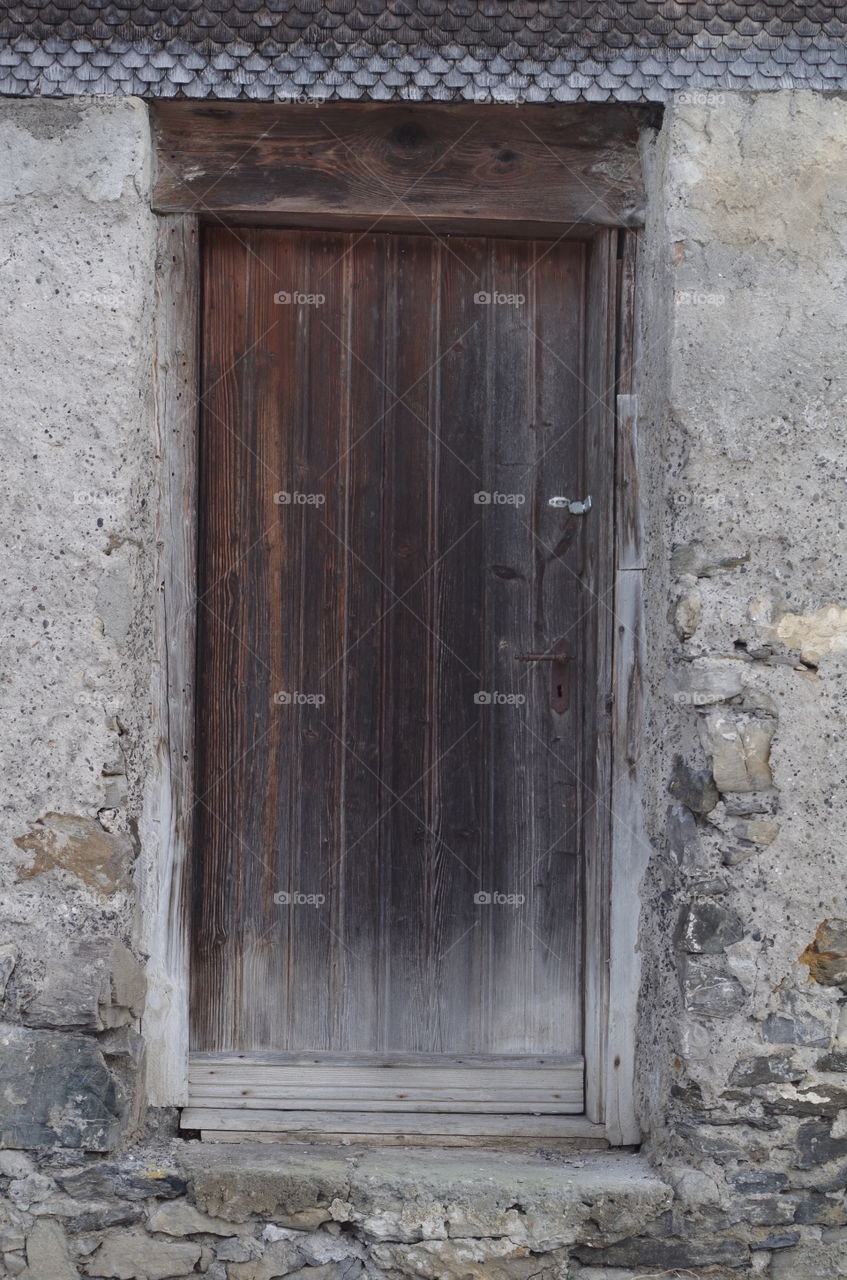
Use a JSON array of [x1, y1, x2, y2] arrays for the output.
[[548, 495, 592, 514], [515, 642, 570, 714]]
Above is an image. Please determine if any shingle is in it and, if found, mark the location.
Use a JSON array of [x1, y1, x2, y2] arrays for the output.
[[0, 1, 844, 104]]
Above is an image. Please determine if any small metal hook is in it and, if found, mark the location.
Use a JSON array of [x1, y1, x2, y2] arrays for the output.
[[548, 495, 592, 515]]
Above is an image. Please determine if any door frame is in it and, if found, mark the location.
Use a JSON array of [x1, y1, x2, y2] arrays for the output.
[[141, 102, 647, 1147]]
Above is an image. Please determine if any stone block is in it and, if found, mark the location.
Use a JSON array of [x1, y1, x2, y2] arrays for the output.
[[729, 1054, 803, 1087], [758, 1081, 847, 1118], [666, 803, 706, 869], [22, 1219, 77, 1280], [682, 961, 746, 1017], [699, 710, 774, 793], [14, 813, 134, 896], [669, 757, 719, 814], [0, 944, 19, 996], [792, 1120, 847, 1169], [574, 1236, 749, 1270], [0, 1023, 126, 1151], [147, 1201, 242, 1236], [770, 1240, 847, 1278], [22, 939, 145, 1033], [763, 1009, 830, 1047], [86, 1230, 201, 1280], [677, 901, 744, 953]]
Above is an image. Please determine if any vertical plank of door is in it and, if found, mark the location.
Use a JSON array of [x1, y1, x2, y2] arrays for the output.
[[529, 239, 587, 1054], [336, 232, 389, 1050], [192, 228, 252, 1051], [429, 237, 489, 1052], [239, 229, 307, 1050], [379, 234, 441, 1051]]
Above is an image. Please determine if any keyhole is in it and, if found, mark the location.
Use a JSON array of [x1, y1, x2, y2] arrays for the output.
[[557, 684, 563, 699]]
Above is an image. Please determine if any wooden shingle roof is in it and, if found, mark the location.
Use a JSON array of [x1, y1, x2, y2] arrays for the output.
[[2, 0, 847, 101]]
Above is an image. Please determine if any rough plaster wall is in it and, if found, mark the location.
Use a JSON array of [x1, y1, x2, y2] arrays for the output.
[[0, 98, 157, 1012], [634, 91, 847, 1267]]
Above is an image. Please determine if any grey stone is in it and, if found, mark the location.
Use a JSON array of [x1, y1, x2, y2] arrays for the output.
[[228, 1241, 309, 1280], [793, 1191, 847, 1226], [574, 1236, 749, 1269], [216, 1237, 262, 1262], [0, 1023, 125, 1151], [760, 1082, 847, 1118], [22, 938, 145, 1033], [751, 1231, 800, 1249], [729, 1054, 804, 1087], [181, 1146, 672, 1247], [0, 944, 19, 997], [148, 1201, 243, 1236], [792, 1120, 847, 1169], [23, 1219, 78, 1280], [730, 1170, 789, 1194], [763, 1011, 831, 1047], [677, 901, 744, 953], [683, 962, 746, 1018], [817, 1049, 847, 1072], [666, 803, 704, 869], [67, 1203, 144, 1233], [5, 1253, 27, 1276], [770, 1242, 846, 1279], [86, 1231, 201, 1280], [669, 757, 719, 815]]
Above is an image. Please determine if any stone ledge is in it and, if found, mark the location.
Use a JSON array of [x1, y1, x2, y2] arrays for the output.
[[178, 1144, 672, 1250]]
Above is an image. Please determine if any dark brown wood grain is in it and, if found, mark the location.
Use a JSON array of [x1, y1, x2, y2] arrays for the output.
[[152, 103, 647, 231], [192, 226, 614, 1088]]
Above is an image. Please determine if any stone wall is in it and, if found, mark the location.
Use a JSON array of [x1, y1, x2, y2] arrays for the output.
[[0, 91, 846, 1279], [0, 97, 158, 1152], [629, 91, 847, 1279]]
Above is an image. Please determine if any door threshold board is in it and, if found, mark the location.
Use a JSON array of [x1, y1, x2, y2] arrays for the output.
[[195, 1128, 610, 1151], [181, 1108, 601, 1141]]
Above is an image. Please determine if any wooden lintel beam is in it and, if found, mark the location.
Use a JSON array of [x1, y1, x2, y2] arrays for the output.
[[151, 102, 647, 230]]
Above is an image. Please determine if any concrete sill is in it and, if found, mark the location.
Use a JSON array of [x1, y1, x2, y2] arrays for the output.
[[178, 1143, 672, 1253]]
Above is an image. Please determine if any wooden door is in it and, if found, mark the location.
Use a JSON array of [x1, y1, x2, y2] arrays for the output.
[[188, 227, 614, 1136]]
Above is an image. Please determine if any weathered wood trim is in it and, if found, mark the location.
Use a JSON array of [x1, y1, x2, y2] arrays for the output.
[[579, 228, 618, 1128], [151, 102, 647, 232], [182, 1109, 605, 1139], [140, 214, 199, 1107], [201, 1130, 609, 1151]]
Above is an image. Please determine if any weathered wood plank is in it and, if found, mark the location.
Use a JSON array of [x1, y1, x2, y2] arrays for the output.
[[616, 394, 643, 572], [200, 1130, 609, 1150], [151, 103, 647, 230], [140, 214, 199, 1106], [188, 1063, 583, 1091], [183, 1110, 592, 1135], [580, 230, 618, 1126], [606, 567, 647, 1145]]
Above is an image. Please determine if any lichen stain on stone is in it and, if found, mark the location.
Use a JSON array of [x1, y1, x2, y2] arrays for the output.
[[14, 812, 132, 895], [799, 919, 847, 990]]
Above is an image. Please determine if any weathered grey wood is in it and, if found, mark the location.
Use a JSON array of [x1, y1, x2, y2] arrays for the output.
[[187, 1057, 584, 1109], [617, 394, 643, 571], [182, 1109, 594, 1135], [140, 214, 199, 1106], [200, 1130, 609, 1151], [580, 230, 618, 1126], [151, 103, 647, 230], [606, 568, 647, 1145], [191, 1051, 579, 1067]]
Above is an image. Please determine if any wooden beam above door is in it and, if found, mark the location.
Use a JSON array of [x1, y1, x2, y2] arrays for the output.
[[151, 102, 647, 231]]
